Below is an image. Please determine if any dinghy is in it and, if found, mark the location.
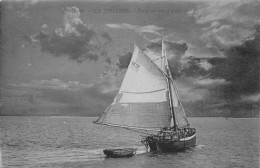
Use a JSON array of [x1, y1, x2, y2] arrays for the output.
[[103, 148, 136, 158]]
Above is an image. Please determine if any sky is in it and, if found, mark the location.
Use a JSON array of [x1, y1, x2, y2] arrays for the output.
[[0, 0, 259, 117]]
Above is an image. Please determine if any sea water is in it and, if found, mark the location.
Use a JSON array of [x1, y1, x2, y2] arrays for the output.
[[0, 116, 259, 168]]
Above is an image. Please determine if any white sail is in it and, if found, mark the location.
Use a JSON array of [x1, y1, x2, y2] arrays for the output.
[[95, 41, 190, 130], [118, 44, 168, 103], [95, 45, 172, 130], [144, 50, 167, 74]]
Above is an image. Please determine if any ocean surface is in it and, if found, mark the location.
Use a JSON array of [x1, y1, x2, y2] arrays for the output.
[[0, 117, 259, 168]]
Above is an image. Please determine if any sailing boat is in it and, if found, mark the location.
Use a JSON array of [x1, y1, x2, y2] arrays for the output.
[[94, 37, 196, 153]]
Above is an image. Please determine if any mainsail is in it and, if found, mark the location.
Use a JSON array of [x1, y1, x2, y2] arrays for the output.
[[95, 41, 190, 131]]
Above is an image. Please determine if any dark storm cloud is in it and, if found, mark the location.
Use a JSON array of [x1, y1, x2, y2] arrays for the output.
[[140, 24, 259, 116], [181, 56, 221, 78], [180, 25, 260, 116], [30, 7, 111, 63], [147, 41, 188, 58], [146, 40, 189, 78], [116, 52, 133, 70], [104, 57, 111, 65], [183, 0, 260, 116], [212, 27, 259, 99], [167, 42, 188, 79], [101, 32, 112, 43], [184, 25, 259, 98], [34, 27, 98, 63]]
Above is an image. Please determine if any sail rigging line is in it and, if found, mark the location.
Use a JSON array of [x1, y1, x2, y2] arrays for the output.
[[161, 37, 189, 128], [170, 79, 190, 126], [165, 66, 178, 128], [95, 122, 162, 131], [151, 56, 165, 62], [121, 88, 166, 94], [161, 37, 190, 127], [162, 38, 177, 130], [165, 68, 177, 130], [164, 60, 190, 127], [93, 106, 110, 123], [94, 121, 154, 135], [166, 73, 175, 125], [97, 112, 170, 117], [124, 127, 156, 135], [94, 122, 155, 137]]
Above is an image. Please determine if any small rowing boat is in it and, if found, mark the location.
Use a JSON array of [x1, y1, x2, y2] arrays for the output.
[[103, 148, 136, 158]]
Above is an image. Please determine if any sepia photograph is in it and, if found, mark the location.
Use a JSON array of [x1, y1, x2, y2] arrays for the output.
[[0, 0, 259, 167]]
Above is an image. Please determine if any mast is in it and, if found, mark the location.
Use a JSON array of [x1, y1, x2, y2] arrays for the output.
[[162, 37, 177, 131]]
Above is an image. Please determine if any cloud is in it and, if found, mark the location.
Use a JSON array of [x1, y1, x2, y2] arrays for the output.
[[242, 93, 260, 102], [30, 7, 111, 63], [188, 0, 260, 49], [181, 56, 221, 78], [201, 23, 255, 49], [143, 35, 161, 43], [106, 23, 164, 35], [100, 51, 133, 78], [104, 26, 259, 116], [98, 79, 120, 94], [146, 40, 188, 59], [182, 29, 259, 114], [4, 78, 119, 116], [14, 79, 93, 90], [187, 0, 259, 24], [184, 0, 260, 115], [144, 40, 189, 78], [196, 59, 212, 70], [37, 79, 115, 105], [15, 0, 39, 4], [175, 77, 230, 103], [183, 29, 259, 98], [116, 52, 133, 70], [176, 78, 210, 102], [140, 24, 259, 115], [113, 39, 188, 73], [12, 78, 119, 99], [193, 78, 229, 87], [215, 31, 260, 98], [101, 32, 112, 43], [7, 0, 40, 18]]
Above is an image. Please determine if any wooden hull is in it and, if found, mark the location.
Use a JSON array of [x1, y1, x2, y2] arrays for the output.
[[148, 134, 196, 152], [103, 148, 136, 158]]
